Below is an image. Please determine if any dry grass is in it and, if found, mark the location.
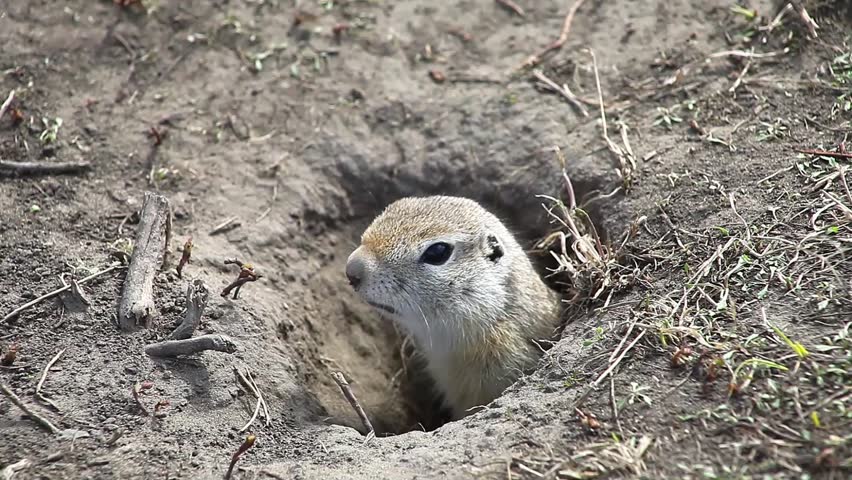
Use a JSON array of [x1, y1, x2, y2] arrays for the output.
[[518, 98, 851, 480], [535, 148, 646, 308]]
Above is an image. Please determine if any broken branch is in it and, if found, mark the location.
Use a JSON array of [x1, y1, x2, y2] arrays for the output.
[[0, 160, 92, 176], [168, 280, 209, 341], [144, 334, 238, 357], [118, 192, 172, 331]]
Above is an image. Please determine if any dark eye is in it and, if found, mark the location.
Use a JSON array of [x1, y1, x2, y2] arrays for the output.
[[420, 242, 453, 265]]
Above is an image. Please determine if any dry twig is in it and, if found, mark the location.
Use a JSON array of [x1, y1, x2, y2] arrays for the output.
[[331, 372, 375, 438], [35, 349, 66, 411], [225, 435, 256, 480], [796, 148, 852, 160], [707, 49, 788, 59], [1, 383, 60, 434], [792, 1, 819, 38], [210, 216, 240, 235], [2, 265, 123, 324], [589, 49, 636, 187], [495, 0, 525, 17], [234, 367, 272, 431], [240, 396, 263, 434], [532, 69, 589, 117], [1, 459, 32, 479], [729, 58, 752, 93], [574, 330, 647, 408], [520, 0, 587, 68], [57, 278, 91, 328]]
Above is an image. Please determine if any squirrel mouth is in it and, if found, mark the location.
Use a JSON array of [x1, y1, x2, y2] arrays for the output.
[[368, 301, 396, 314]]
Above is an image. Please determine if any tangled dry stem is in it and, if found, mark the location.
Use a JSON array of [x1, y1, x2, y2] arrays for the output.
[[536, 148, 645, 306]]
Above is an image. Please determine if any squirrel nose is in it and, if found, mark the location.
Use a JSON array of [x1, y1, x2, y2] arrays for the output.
[[346, 255, 365, 289]]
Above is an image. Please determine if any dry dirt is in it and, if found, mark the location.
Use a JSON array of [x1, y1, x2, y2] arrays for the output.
[[1, 1, 851, 479]]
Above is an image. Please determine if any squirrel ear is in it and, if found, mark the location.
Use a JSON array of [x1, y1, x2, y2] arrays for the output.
[[484, 234, 504, 262]]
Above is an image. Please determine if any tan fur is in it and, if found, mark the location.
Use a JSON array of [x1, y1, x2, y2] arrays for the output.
[[361, 197, 483, 257], [347, 196, 561, 419]]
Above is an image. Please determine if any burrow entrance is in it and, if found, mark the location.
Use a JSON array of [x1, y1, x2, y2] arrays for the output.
[[293, 151, 620, 435]]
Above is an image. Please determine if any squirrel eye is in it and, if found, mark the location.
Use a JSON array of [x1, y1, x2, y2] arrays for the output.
[[420, 242, 453, 265]]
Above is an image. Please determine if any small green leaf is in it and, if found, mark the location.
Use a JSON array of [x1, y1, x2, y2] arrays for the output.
[[769, 323, 809, 358], [29, 204, 42, 213], [811, 411, 821, 428], [730, 5, 758, 20]]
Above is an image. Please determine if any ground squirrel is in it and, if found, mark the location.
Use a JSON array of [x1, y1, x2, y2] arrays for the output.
[[345, 196, 562, 419]]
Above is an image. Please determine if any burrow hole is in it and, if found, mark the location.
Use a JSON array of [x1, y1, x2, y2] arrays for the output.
[[299, 167, 614, 435]]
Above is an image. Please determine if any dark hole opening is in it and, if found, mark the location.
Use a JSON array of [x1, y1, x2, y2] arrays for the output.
[[311, 163, 615, 435]]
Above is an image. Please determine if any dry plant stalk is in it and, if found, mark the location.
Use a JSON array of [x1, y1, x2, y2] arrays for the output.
[[225, 435, 256, 480], [235, 367, 271, 432], [589, 49, 636, 188], [221, 259, 262, 299], [176, 237, 193, 278], [536, 148, 643, 304], [145, 280, 237, 357], [132, 380, 154, 415]]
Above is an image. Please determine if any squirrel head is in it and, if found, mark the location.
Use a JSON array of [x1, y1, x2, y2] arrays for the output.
[[345, 196, 518, 346]]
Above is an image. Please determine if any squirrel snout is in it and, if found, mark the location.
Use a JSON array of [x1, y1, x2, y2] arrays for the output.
[[345, 251, 366, 289]]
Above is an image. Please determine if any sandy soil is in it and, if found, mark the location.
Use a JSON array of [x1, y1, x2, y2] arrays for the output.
[[1, 0, 850, 479]]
